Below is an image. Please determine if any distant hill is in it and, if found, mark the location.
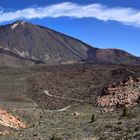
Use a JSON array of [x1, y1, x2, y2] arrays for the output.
[[90, 48, 140, 65], [0, 20, 139, 65]]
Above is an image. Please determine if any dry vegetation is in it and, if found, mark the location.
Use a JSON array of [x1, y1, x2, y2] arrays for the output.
[[0, 64, 139, 139]]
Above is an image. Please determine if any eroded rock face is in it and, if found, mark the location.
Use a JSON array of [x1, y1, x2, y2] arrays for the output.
[[0, 108, 25, 130], [97, 76, 140, 107]]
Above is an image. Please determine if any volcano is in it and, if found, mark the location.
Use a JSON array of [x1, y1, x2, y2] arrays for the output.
[[0, 20, 139, 66]]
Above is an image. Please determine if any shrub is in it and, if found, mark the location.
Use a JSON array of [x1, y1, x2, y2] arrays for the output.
[[50, 134, 62, 140], [89, 114, 96, 123], [120, 106, 127, 117]]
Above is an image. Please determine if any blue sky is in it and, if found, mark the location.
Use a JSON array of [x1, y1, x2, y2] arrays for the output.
[[0, 0, 140, 56]]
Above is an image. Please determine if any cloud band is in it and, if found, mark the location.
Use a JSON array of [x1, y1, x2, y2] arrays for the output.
[[0, 2, 140, 27]]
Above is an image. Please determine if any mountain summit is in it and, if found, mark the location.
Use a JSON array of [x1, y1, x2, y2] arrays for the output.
[[0, 20, 139, 66]]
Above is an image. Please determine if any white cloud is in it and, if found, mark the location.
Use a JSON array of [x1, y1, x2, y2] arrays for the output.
[[0, 2, 140, 27]]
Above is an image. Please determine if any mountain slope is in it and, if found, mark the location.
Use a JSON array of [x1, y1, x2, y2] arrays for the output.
[[0, 20, 92, 65], [0, 48, 44, 66], [0, 20, 139, 65], [94, 48, 140, 65]]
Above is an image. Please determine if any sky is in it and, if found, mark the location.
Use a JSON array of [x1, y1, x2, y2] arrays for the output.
[[0, 0, 140, 56]]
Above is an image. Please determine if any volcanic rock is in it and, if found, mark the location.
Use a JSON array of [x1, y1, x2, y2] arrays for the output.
[[97, 76, 140, 106]]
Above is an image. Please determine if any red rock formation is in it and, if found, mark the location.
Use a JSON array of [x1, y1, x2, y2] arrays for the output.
[[97, 76, 140, 107], [0, 108, 26, 130]]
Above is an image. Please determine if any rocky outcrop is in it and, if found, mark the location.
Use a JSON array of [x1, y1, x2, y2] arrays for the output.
[[97, 76, 140, 107], [0, 108, 25, 130]]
